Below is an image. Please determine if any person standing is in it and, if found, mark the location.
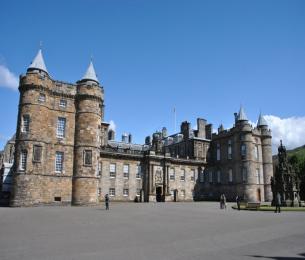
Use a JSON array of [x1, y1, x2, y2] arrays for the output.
[[105, 194, 110, 210], [220, 194, 224, 209], [223, 194, 227, 210], [275, 192, 281, 213], [236, 195, 241, 211]]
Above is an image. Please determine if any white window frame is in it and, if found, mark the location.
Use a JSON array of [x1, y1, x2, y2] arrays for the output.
[[255, 145, 259, 160], [56, 117, 66, 138], [109, 163, 116, 178], [123, 188, 129, 197], [169, 168, 175, 180], [136, 165, 142, 179], [180, 169, 185, 181], [38, 93, 46, 102], [123, 164, 129, 178], [256, 168, 260, 184], [20, 150, 27, 171], [109, 188, 115, 196], [55, 151, 64, 173], [21, 115, 30, 133], [59, 99, 67, 108], [190, 169, 195, 181]]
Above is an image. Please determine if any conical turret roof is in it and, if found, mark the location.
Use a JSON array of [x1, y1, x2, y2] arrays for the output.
[[82, 61, 99, 83], [237, 106, 248, 121], [257, 113, 268, 127], [28, 49, 48, 74]]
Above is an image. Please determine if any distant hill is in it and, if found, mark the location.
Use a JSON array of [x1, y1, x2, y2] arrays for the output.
[[273, 144, 305, 162]]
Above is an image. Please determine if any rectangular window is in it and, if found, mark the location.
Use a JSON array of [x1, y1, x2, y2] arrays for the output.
[[109, 188, 115, 196], [123, 189, 129, 196], [241, 144, 246, 157], [209, 171, 213, 183], [256, 169, 260, 184], [21, 115, 30, 133], [217, 170, 221, 183], [181, 190, 185, 197], [56, 117, 66, 138], [109, 163, 116, 178], [83, 150, 92, 166], [38, 93, 46, 102], [123, 164, 129, 178], [20, 150, 27, 171], [216, 143, 221, 161], [136, 165, 141, 179], [228, 169, 233, 183], [228, 140, 232, 160], [98, 162, 102, 176], [190, 169, 195, 181], [97, 188, 101, 197], [255, 146, 259, 160], [242, 167, 247, 183], [59, 99, 67, 108], [180, 169, 185, 181], [200, 170, 204, 183], [55, 152, 64, 173], [169, 168, 175, 180], [33, 145, 42, 162]]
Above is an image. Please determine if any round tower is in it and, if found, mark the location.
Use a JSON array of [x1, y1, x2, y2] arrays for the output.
[[10, 49, 52, 206], [72, 61, 103, 205], [257, 114, 273, 202]]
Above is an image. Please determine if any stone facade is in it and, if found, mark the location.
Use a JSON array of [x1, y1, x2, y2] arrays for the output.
[[5, 51, 273, 206]]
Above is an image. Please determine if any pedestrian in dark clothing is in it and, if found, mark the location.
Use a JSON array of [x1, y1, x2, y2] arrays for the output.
[[220, 194, 224, 209], [236, 195, 241, 211], [275, 192, 281, 213], [105, 194, 110, 210]]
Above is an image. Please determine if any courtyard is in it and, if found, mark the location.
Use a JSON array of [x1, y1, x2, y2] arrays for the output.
[[0, 202, 304, 260]]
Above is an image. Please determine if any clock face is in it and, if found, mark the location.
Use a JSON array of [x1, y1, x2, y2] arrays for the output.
[[155, 168, 163, 184]]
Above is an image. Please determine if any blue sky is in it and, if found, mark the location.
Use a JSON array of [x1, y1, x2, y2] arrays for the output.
[[1, 0, 305, 152]]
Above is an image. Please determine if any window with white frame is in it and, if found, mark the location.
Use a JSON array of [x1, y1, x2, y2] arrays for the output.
[[217, 170, 221, 183], [209, 171, 213, 183], [228, 168, 233, 183], [123, 164, 129, 178], [169, 168, 175, 180], [109, 163, 116, 178], [216, 143, 221, 161], [20, 150, 27, 171], [59, 99, 67, 108], [180, 169, 185, 181], [228, 140, 232, 159], [255, 145, 259, 160], [38, 93, 46, 102], [123, 188, 129, 196], [55, 152, 64, 173], [256, 168, 260, 184], [109, 188, 115, 196], [181, 190, 185, 197], [21, 115, 30, 133], [190, 169, 195, 181], [136, 165, 141, 179], [200, 170, 204, 183], [242, 167, 247, 183], [56, 117, 66, 138]]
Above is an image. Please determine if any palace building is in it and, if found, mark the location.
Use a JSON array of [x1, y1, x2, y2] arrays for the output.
[[0, 49, 273, 206]]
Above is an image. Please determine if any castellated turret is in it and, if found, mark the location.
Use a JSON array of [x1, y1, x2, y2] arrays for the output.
[[72, 61, 104, 205]]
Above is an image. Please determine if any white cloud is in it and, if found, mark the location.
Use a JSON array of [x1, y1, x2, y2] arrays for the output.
[[265, 115, 305, 154], [109, 120, 116, 131], [0, 64, 19, 90]]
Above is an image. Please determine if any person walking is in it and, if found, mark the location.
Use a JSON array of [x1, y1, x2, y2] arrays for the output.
[[275, 192, 281, 213], [220, 194, 224, 209], [105, 194, 110, 210], [236, 195, 241, 211], [223, 194, 227, 210]]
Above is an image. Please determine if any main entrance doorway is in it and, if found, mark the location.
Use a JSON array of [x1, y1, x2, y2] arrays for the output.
[[156, 187, 162, 202]]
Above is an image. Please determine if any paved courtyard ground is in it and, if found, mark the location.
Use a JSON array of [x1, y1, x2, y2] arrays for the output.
[[0, 202, 304, 260]]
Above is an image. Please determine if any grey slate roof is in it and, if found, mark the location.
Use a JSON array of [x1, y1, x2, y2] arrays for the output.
[[257, 113, 268, 127], [28, 49, 48, 74], [82, 61, 99, 83], [237, 106, 248, 121]]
